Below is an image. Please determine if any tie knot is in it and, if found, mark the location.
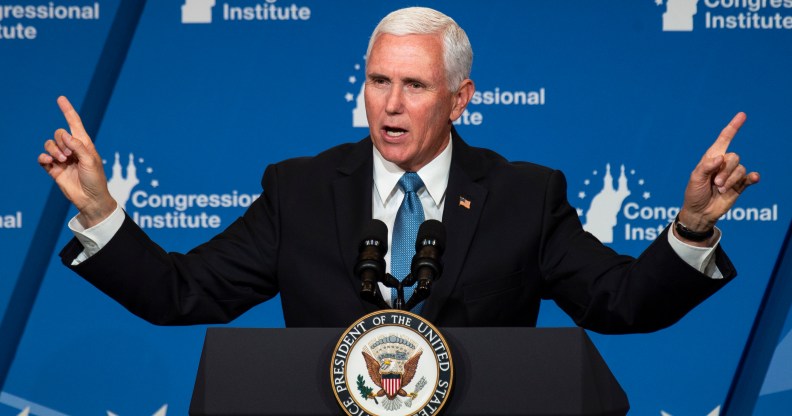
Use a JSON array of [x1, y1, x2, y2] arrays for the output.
[[398, 172, 424, 194]]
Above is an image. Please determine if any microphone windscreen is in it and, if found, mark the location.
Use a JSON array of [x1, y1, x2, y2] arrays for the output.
[[360, 219, 389, 254], [416, 220, 446, 253]]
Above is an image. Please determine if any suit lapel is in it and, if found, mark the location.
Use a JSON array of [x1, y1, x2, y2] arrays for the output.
[[330, 133, 492, 319], [422, 132, 491, 322], [332, 138, 377, 312]]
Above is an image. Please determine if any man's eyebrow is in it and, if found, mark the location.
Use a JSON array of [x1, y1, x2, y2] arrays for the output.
[[367, 72, 389, 80], [402, 77, 427, 85]]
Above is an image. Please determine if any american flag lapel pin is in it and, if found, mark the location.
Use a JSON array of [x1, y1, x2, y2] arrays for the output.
[[458, 196, 471, 209]]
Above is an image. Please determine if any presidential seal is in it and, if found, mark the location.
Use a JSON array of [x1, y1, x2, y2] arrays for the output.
[[331, 310, 453, 416]]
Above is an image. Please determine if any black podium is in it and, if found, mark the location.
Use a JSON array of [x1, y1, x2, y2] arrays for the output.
[[190, 327, 628, 415]]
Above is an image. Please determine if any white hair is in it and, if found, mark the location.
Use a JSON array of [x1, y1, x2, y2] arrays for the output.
[[366, 7, 473, 91]]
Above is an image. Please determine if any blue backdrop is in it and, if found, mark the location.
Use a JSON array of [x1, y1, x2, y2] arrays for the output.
[[1, 1, 791, 415]]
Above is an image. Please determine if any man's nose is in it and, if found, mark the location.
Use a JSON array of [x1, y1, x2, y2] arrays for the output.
[[385, 85, 404, 114]]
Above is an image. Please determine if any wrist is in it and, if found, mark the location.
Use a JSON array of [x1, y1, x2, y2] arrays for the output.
[[674, 213, 715, 244], [78, 197, 118, 228], [677, 209, 716, 233]]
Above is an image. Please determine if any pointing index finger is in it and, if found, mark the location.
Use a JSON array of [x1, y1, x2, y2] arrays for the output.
[[56, 96, 89, 138], [706, 112, 746, 156]]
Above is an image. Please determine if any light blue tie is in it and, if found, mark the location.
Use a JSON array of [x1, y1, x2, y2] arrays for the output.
[[392, 172, 425, 312]]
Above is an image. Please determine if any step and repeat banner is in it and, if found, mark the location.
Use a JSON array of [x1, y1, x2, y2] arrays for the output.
[[1, 1, 791, 415]]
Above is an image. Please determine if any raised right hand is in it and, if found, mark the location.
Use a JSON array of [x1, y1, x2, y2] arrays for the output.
[[38, 96, 117, 228]]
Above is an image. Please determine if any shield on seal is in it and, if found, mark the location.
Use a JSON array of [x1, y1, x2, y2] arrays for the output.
[[382, 373, 401, 397]]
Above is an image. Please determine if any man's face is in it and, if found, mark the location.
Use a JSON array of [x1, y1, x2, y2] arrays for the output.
[[365, 33, 470, 172]]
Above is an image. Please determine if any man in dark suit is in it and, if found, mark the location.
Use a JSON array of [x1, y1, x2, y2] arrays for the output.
[[39, 7, 759, 332]]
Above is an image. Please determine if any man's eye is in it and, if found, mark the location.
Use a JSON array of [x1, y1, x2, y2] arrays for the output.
[[370, 78, 388, 86], [409, 82, 424, 89]]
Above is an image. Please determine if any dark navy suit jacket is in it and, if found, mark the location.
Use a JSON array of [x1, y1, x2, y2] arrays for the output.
[[61, 131, 736, 333]]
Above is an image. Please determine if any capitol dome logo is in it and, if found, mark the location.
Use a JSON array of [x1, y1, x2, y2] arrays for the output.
[[106, 152, 143, 211], [576, 162, 779, 244], [103, 152, 259, 230], [661, 0, 699, 31], [344, 57, 368, 128], [581, 163, 632, 243], [181, 0, 215, 24], [577, 163, 646, 243]]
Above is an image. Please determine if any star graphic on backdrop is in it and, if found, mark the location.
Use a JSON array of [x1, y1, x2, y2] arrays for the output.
[[138, 158, 145, 164], [638, 179, 645, 185], [346, 59, 366, 104], [592, 170, 598, 175], [578, 191, 586, 199], [146, 167, 153, 174], [643, 191, 651, 200], [151, 179, 159, 188], [576, 208, 583, 216], [631, 169, 636, 175], [655, 0, 663, 6], [584, 179, 590, 185]]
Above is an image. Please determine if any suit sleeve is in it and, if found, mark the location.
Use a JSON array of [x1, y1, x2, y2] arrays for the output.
[[59, 165, 285, 326], [538, 169, 736, 334]]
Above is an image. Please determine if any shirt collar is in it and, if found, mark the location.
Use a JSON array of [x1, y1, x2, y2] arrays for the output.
[[372, 134, 453, 208]]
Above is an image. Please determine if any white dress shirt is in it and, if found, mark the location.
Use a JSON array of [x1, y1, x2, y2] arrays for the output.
[[371, 137, 452, 305]]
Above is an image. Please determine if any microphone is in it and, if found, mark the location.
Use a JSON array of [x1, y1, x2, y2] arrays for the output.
[[355, 219, 388, 305], [409, 220, 446, 303]]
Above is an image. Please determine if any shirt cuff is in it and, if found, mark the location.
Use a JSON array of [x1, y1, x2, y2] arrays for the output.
[[667, 225, 724, 279], [68, 204, 125, 265]]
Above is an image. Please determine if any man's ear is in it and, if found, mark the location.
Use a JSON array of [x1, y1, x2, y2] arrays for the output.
[[450, 79, 475, 121]]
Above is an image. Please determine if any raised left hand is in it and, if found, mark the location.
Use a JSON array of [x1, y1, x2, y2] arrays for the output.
[[677, 112, 760, 244]]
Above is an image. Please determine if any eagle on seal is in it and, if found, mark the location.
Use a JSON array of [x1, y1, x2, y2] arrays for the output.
[[362, 349, 423, 400]]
